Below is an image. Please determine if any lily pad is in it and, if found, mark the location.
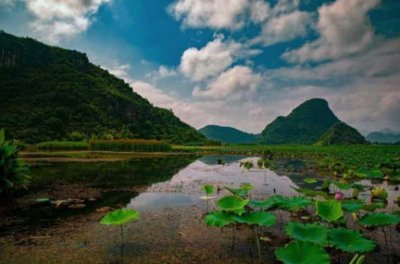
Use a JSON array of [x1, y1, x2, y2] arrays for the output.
[[316, 200, 343, 222], [233, 211, 276, 227], [341, 200, 365, 213], [280, 196, 312, 212], [333, 181, 352, 190], [275, 241, 330, 264], [202, 184, 214, 196], [284, 222, 329, 245], [204, 211, 235, 227], [217, 195, 249, 212], [100, 208, 139, 225], [328, 228, 375, 253], [358, 213, 400, 227], [304, 178, 317, 184]]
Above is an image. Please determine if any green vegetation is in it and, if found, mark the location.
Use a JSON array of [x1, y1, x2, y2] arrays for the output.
[[0, 129, 30, 195], [89, 139, 171, 152], [199, 125, 260, 144], [203, 181, 398, 263], [0, 31, 205, 145], [173, 145, 400, 182], [36, 141, 89, 151], [315, 122, 367, 145], [261, 98, 341, 144]]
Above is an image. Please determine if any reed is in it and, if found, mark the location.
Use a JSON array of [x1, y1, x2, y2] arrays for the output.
[[89, 139, 171, 152]]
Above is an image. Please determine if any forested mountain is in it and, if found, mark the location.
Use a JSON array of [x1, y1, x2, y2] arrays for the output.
[[0, 31, 206, 144], [315, 122, 367, 145], [199, 125, 260, 144], [261, 98, 340, 144]]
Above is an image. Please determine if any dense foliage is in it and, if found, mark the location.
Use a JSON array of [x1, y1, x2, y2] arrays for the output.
[[0, 129, 30, 195], [89, 139, 171, 152], [199, 125, 260, 144], [0, 31, 206, 145], [261, 98, 341, 144], [315, 122, 367, 145]]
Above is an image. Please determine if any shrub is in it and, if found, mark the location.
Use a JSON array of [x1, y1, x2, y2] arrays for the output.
[[0, 129, 30, 195]]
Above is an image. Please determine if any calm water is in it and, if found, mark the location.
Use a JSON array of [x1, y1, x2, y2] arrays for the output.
[[1, 155, 399, 264]]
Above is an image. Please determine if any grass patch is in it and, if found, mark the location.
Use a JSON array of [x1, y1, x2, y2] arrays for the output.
[[36, 141, 89, 151], [89, 139, 172, 152]]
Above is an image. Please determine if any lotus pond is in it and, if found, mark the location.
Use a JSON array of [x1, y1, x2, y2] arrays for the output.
[[0, 154, 399, 263]]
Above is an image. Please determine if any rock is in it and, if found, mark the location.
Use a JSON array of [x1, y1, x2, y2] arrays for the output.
[[68, 203, 86, 209], [96, 206, 111, 213]]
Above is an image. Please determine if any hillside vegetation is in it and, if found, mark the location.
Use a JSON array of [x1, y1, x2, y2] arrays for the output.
[[199, 125, 260, 144], [0, 31, 205, 144]]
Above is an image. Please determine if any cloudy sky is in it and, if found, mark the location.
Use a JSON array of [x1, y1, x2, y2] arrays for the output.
[[1, 0, 399, 133]]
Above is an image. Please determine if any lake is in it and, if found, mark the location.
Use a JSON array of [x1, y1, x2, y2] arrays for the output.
[[0, 154, 399, 263]]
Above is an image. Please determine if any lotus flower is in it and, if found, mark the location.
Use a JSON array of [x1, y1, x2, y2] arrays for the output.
[[335, 192, 344, 201]]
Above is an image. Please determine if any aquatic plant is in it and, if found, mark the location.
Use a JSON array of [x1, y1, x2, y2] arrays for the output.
[[349, 254, 365, 264], [100, 208, 140, 262], [334, 192, 344, 201], [303, 178, 317, 184], [316, 200, 343, 222], [284, 222, 329, 245], [204, 211, 235, 227], [370, 186, 388, 200], [341, 200, 364, 213], [275, 241, 330, 264], [240, 160, 254, 170], [328, 228, 375, 253], [202, 184, 214, 198], [217, 195, 249, 214], [358, 212, 400, 227], [0, 129, 30, 195]]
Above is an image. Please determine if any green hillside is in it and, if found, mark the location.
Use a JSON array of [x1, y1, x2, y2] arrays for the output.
[[261, 98, 340, 144], [199, 125, 260, 144], [0, 32, 205, 144], [315, 122, 367, 146]]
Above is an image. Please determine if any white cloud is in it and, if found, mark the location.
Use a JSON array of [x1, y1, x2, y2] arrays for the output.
[[169, 0, 276, 30], [169, 0, 249, 30], [158, 66, 177, 78], [26, 0, 110, 43], [255, 11, 312, 46], [193, 65, 262, 99], [284, 0, 380, 63], [179, 37, 242, 81]]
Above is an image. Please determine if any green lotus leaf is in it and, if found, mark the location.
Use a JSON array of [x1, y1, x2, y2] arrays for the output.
[[217, 195, 249, 212], [249, 198, 278, 210], [358, 213, 400, 227], [275, 241, 330, 264], [341, 200, 365, 213], [284, 222, 329, 245], [316, 200, 343, 222], [240, 183, 253, 191], [362, 202, 386, 212], [224, 187, 248, 198], [202, 184, 214, 195], [233, 211, 276, 227], [100, 208, 139, 225], [304, 178, 317, 184], [351, 183, 366, 191], [204, 211, 235, 227], [280, 196, 312, 212], [293, 187, 329, 198], [333, 180, 352, 190], [328, 228, 375, 253]]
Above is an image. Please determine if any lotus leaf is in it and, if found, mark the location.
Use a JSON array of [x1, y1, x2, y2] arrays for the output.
[[275, 241, 330, 264]]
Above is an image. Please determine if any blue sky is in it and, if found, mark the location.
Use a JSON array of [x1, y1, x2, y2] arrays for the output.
[[1, 0, 399, 133]]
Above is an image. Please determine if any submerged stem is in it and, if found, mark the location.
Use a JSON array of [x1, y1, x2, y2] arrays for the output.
[[255, 230, 262, 263], [120, 225, 124, 264], [382, 227, 390, 263]]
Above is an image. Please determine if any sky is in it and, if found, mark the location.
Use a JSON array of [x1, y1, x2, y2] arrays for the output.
[[0, 0, 399, 134]]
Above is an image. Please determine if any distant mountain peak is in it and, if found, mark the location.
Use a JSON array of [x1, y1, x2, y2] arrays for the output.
[[261, 98, 340, 144], [199, 125, 260, 144]]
